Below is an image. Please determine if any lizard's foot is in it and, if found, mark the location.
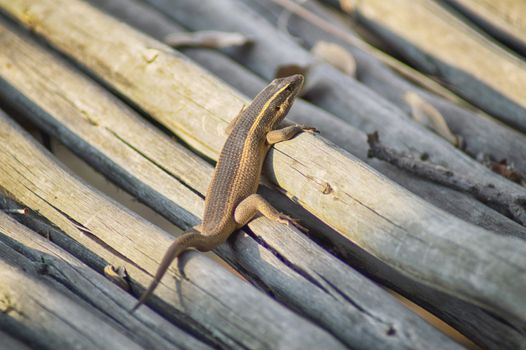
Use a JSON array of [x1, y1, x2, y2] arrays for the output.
[[299, 125, 319, 135], [277, 213, 309, 232]]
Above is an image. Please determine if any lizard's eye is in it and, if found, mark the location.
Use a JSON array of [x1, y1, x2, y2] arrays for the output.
[[275, 106, 281, 112]]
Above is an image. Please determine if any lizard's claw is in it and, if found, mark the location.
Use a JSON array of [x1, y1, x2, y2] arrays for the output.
[[277, 213, 309, 232], [300, 126, 319, 135]]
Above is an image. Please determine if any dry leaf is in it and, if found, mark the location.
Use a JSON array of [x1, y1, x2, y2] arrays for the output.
[[311, 41, 356, 76], [404, 92, 460, 147], [164, 31, 252, 49]]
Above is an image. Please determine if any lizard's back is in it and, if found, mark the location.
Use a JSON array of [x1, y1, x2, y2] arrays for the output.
[[201, 75, 303, 236], [201, 99, 271, 236]]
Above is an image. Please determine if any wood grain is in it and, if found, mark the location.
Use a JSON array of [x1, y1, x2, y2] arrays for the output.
[[0, 212, 209, 350], [352, 0, 526, 132], [0, 20, 458, 349], [0, 109, 346, 349], [442, 0, 526, 56], [1, 0, 524, 325], [142, 0, 526, 224], [251, 0, 526, 177], [0, 330, 32, 350]]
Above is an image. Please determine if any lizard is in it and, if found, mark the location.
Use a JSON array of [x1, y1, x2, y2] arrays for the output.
[[132, 74, 314, 311]]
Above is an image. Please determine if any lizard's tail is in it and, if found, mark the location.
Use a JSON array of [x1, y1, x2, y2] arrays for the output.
[[131, 228, 210, 312]]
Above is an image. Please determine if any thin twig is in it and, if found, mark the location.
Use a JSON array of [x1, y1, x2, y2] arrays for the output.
[[367, 132, 526, 225]]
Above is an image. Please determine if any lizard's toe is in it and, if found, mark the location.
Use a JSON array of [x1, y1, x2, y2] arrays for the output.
[[278, 214, 309, 232], [301, 126, 319, 135]]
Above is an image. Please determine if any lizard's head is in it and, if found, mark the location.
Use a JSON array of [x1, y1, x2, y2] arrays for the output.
[[273, 73, 304, 97], [263, 74, 304, 129]]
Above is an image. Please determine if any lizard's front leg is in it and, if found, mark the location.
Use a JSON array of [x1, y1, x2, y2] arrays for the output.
[[234, 194, 306, 230], [266, 124, 318, 144]]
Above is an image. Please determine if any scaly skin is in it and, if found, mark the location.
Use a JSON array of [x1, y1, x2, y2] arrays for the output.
[[132, 74, 311, 311]]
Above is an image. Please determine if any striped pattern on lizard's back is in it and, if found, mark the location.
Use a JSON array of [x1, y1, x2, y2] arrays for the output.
[[132, 74, 305, 311], [202, 74, 304, 237]]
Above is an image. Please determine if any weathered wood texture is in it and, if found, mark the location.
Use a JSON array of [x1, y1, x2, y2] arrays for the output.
[[0, 21, 460, 350], [2, 0, 525, 327], [175, 50, 526, 349], [441, 0, 526, 57], [341, 241, 526, 350], [0, 110, 346, 349], [350, 0, 526, 132], [256, 0, 526, 177], [271, 0, 469, 105], [0, 249, 143, 350], [237, 0, 526, 228], [87, 0, 526, 241], [29, 1, 526, 347], [141, 0, 526, 226], [0, 330, 32, 350], [0, 212, 209, 350]]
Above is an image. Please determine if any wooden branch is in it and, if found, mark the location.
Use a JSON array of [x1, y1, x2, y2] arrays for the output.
[[95, 0, 526, 239], [0, 246, 144, 350], [367, 132, 526, 224], [341, 241, 526, 350], [308, 63, 526, 218], [0, 212, 209, 350], [0, 330, 31, 350], [441, 0, 526, 57], [2, 0, 525, 325], [21, 2, 526, 347], [0, 111, 347, 349], [350, 0, 526, 133], [0, 20, 459, 349], [140, 0, 526, 224], [254, 0, 526, 177]]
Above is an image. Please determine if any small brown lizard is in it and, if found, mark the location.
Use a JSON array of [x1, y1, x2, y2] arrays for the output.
[[132, 74, 312, 311]]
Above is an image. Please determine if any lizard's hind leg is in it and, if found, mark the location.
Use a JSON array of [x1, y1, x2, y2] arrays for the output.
[[234, 194, 306, 231]]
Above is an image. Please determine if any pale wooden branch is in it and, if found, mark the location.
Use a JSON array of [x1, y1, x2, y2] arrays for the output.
[[441, 0, 526, 57], [252, 0, 526, 177], [350, 0, 526, 132], [0, 212, 209, 350], [88, 0, 526, 240], [0, 21, 458, 349], [0, 247, 144, 350], [1, 0, 524, 326], [0, 111, 346, 349], [340, 241, 526, 350], [11, 2, 526, 346], [140, 0, 526, 224]]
